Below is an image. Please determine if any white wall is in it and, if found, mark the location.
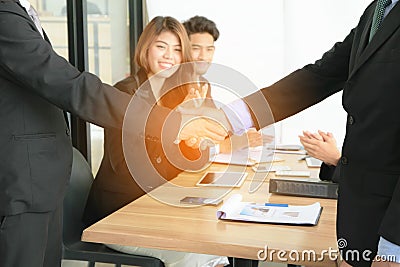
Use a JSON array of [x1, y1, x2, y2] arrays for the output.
[[280, 0, 371, 147], [147, 0, 372, 147]]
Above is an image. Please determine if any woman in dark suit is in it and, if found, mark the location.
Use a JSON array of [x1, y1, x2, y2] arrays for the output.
[[236, 1, 400, 266], [83, 16, 228, 267]]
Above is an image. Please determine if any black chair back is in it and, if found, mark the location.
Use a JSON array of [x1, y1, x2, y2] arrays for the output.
[[62, 148, 164, 267], [63, 147, 93, 245]]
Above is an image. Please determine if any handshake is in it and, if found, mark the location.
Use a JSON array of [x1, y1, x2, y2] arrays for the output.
[[174, 85, 273, 151], [177, 106, 231, 149]]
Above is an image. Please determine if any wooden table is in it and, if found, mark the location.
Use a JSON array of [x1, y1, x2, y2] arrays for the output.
[[82, 153, 339, 267]]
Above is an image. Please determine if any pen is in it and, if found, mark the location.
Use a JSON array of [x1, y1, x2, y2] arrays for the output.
[[250, 202, 289, 207], [264, 203, 289, 207]]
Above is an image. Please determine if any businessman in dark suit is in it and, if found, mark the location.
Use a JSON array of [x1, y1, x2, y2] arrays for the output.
[[0, 2, 224, 266], [0, 1, 133, 266], [180, 0, 400, 266]]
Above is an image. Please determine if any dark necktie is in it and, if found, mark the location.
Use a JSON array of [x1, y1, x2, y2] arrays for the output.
[[369, 0, 392, 41], [27, 5, 44, 38]]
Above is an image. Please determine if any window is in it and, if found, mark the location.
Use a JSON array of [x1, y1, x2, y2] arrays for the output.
[[36, 0, 68, 58], [85, 0, 130, 173]]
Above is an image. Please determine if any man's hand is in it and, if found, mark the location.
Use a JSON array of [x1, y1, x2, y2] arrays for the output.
[[299, 130, 341, 166], [179, 116, 228, 149], [178, 106, 233, 133]]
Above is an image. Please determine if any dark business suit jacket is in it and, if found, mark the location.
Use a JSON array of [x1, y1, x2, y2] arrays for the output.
[[319, 163, 338, 182], [0, 0, 130, 216], [83, 69, 212, 226], [245, 1, 400, 265]]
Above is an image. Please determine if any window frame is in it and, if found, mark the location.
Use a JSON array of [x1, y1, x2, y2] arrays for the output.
[[66, 0, 143, 161]]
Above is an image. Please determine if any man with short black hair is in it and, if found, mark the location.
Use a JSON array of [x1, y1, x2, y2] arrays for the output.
[[183, 15, 219, 76]]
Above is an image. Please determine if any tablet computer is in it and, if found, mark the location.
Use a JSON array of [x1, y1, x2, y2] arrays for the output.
[[196, 171, 248, 187]]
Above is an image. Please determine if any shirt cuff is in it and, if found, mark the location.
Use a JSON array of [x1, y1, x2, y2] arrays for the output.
[[377, 236, 400, 263], [221, 99, 253, 135]]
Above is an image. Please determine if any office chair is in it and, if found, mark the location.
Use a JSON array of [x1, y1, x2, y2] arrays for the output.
[[63, 147, 164, 267], [228, 257, 259, 267]]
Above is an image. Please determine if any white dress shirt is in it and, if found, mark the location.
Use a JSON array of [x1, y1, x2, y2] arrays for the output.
[[18, 0, 30, 12], [384, 0, 399, 17], [19, 0, 44, 38]]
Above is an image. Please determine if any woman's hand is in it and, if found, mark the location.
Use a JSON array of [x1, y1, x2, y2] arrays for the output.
[[299, 130, 341, 166], [183, 83, 208, 108]]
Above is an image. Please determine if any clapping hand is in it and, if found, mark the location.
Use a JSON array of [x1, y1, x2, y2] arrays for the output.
[[299, 130, 341, 166], [182, 83, 209, 108]]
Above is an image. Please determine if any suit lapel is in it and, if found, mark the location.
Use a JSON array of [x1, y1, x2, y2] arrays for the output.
[[11, 0, 48, 41], [354, 8, 374, 63], [43, 30, 52, 44], [350, 2, 400, 78], [135, 69, 154, 102], [14, 0, 35, 25]]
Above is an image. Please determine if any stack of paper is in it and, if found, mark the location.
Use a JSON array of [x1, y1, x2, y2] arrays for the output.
[[211, 147, 282, 166], [266, 144, 307, 155], [217, 194, 322, 225]]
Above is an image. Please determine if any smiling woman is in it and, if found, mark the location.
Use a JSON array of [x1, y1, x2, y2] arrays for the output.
[[83, 15, 192, 226], [83, 16, 229, 267], [147, 32, 182, 77]]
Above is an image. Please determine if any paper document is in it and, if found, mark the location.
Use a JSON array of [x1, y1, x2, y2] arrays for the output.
[[217, 194, 322, 225], [265, 144, 307, 155], [211, 147, 283, 166]]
